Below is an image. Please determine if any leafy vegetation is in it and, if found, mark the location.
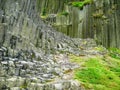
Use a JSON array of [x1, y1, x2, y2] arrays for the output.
[[69, 54, 120, 90]]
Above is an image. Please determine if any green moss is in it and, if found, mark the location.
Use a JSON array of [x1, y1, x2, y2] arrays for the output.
[[59, 11, 69, 17], [111, 67, 120, 72], [75, 67, 102, 84], [85, 58, 102, 68], [70, 55, 120, 90], [72, 2, 84, 8], [71, 0, 93, 9]]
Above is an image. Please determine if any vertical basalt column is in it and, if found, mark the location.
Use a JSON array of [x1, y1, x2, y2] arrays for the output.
[[100, 0, 120, 48], [115, 0, 120, 48], [83, 0, 120, 48]]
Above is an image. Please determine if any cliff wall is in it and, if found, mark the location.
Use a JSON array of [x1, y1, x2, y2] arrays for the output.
[[39, 0, 120, 48], [0, 0, 85, 89], [0, 0, 81, 56]]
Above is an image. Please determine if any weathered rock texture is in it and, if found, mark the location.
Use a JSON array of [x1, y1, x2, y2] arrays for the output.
[[0, 0, 84, 89], [85, 0, 120, 48], [0, 0, 118, 89], [40, 0, 120, 48], [0, 0, 95, 90], [0, 0, 82, 55]]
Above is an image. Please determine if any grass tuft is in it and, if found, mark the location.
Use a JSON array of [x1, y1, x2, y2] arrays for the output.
[[70, 54, 120, 90]]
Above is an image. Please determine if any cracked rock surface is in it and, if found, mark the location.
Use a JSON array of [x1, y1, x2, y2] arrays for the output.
[[0, 0, 107, 90]]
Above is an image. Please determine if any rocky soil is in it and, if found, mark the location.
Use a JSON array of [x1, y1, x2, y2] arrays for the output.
[[0, 38, 106, 90]]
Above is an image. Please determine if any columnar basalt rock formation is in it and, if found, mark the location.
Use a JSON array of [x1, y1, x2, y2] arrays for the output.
[[0, 0, 119, 89], [0, 0, 81, 55], [85, 0, 120, 48], [0, 0, 97, 89], [39, 0, 120, 48]]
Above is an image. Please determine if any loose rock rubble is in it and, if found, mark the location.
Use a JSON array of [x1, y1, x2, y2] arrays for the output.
[[0, 38, 106, 90]]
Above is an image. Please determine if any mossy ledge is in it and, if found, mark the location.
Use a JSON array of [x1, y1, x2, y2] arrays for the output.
[[68, 0, 93, 9]]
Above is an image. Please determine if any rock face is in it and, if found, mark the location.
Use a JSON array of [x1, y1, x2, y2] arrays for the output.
[[84, 0, 120, 48], [0, 0, 81, 55], [0, 0, 114, 89], [0, 0, 88, 89], [39, 0, 120, 48]]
